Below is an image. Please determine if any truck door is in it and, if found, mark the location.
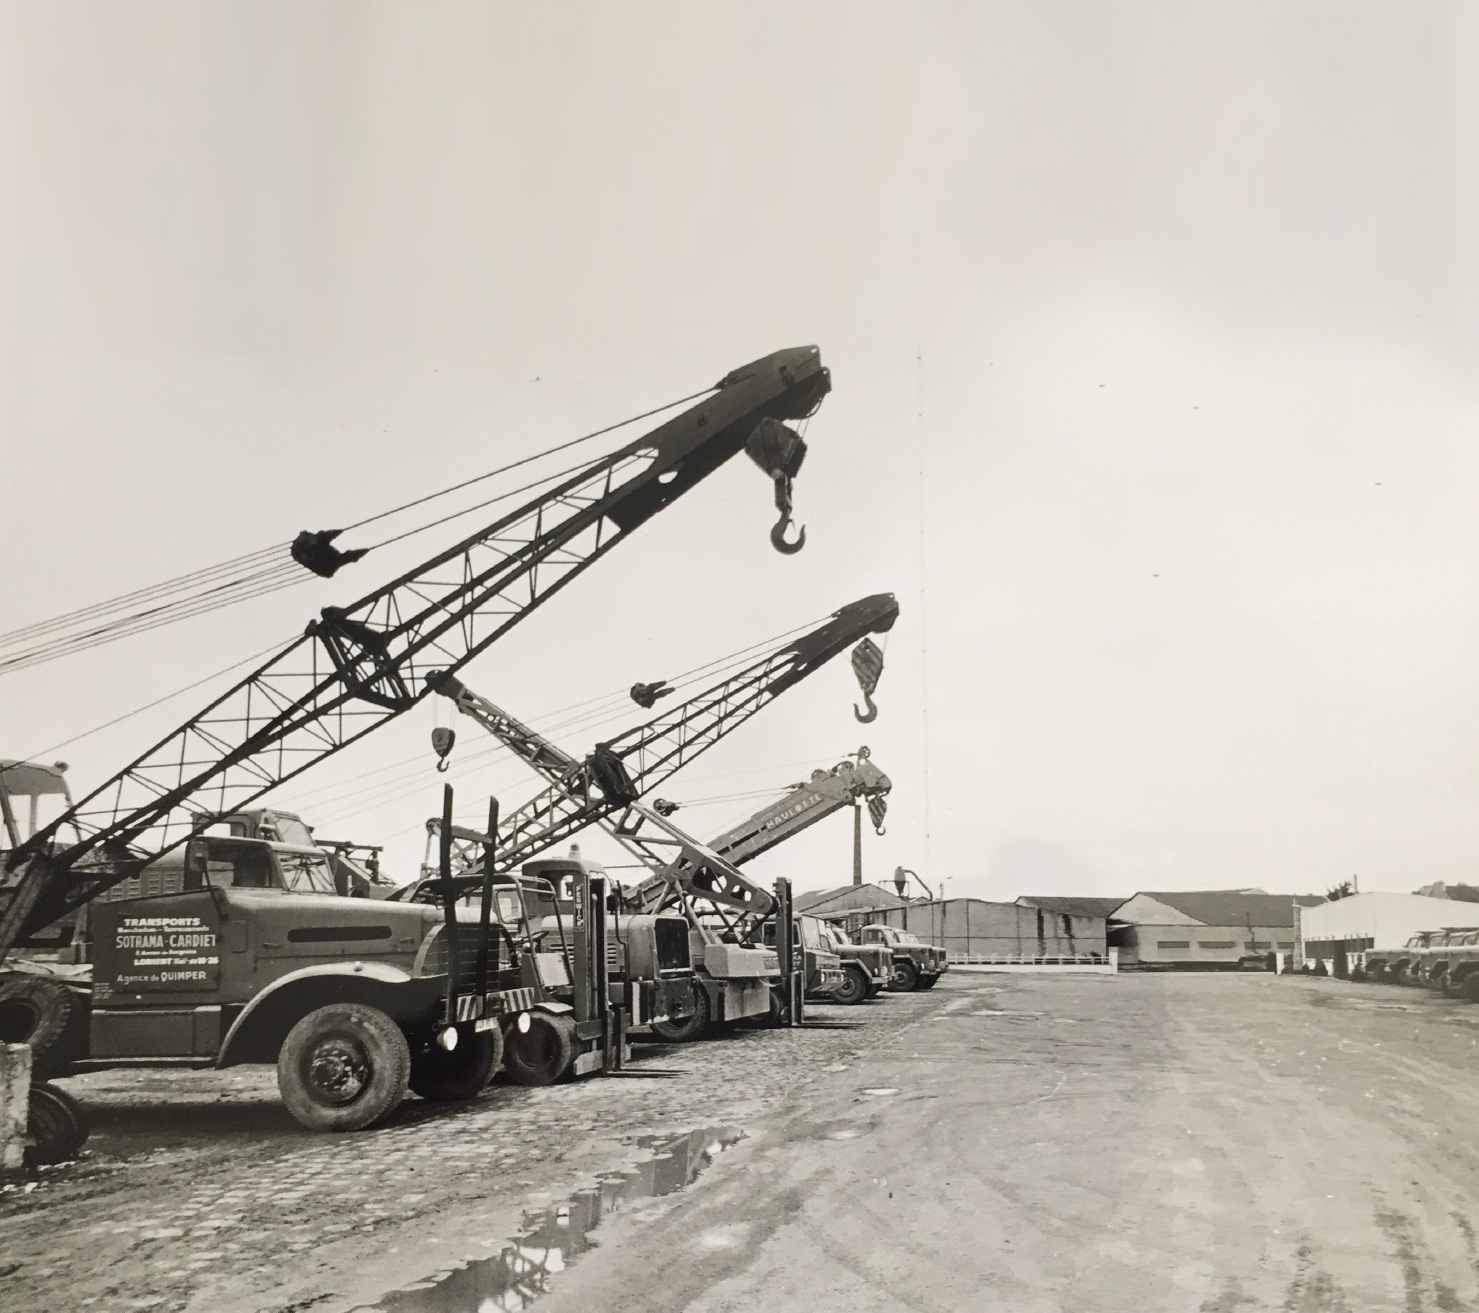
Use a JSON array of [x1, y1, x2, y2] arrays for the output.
[[90, 843, 225, 1057]]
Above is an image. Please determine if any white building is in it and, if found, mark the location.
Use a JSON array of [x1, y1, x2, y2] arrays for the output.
[[1296, 893, 1479, 971]]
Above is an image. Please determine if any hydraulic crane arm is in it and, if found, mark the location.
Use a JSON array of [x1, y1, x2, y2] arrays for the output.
[[0, 347, 829, 955], [707, 748, 891, 867], [431, 675, 778, 921], [622, 749, 890, 915], [427, 593, 899, 885]]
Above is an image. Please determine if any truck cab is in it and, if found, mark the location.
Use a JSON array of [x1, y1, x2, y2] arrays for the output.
[[520, 855, 697, 1032], [816, 922, 891, 1004], [390, 853, 697, 1035], [8, 830, 573, 1132], [761, 914, 844, 1000], [855, 923, 948, 991]]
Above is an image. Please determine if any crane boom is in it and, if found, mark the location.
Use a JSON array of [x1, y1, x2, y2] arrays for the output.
[[622, 750, 890, 915], [425, 594, 899, 885], [707, 749, 891, 866], [0, 347, 830, 954]]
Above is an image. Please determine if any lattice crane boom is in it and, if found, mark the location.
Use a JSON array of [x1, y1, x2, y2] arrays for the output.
[[0, 346, 829, 954], [431, 675, 777, 920], [426, 594, 899, 887]]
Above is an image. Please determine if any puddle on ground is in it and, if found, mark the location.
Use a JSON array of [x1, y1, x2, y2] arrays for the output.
[[355, 1127, 743, 1312], [859, 1087, 900, 1097]]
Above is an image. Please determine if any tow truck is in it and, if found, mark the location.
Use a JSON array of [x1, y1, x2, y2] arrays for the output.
[[0, 346, 832, 1133], [427, 594, 900, 1042]]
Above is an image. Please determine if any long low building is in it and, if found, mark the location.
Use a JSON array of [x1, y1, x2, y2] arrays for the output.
[[849, 896, 1107, 960], [1110, 890, 1324, 967], [1296, 892, 1479, 974]]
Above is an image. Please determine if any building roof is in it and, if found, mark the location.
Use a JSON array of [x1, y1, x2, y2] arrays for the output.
[[1413, 881, 1479, 903], [795, 883, 911, 918], [1114, 890, 1325, 928], [1015, 896, 1122, 919]]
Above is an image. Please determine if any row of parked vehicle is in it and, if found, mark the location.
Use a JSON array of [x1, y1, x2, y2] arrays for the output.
[[1350, 930, 1479, 998]]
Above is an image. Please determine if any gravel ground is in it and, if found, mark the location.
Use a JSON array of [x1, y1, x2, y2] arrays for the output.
[[0, 990, 930, 1313], [10, 969, 1479, 1312]]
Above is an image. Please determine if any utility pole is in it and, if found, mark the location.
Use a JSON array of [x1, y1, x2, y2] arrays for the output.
[[852, 800, 863, 886]]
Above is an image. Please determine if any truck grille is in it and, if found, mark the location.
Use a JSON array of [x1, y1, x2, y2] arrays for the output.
[[96, 866, 186, 902], [654, 917, 692, 974], [421, 928, 513, 993]]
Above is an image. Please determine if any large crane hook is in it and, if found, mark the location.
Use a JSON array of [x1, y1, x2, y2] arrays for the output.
[[746, 418, 808, 555], [851, 637, 884, 723], [770, 475, 806, 555]]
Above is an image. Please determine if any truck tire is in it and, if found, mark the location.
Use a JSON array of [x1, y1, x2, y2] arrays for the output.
[[276, 1003, 411, 1132], [833, 967, 869, 1006], [409, 1026, 504, 1102], [918, 973, 941, 989], [888, 960, 919, 992], [502, 1012, 577, 1086], [650, 982, 712, 1042], [25, 1082, 89, 1165], [0, 976, 88, 1077]]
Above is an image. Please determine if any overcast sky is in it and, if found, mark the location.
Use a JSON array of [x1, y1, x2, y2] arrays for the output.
[[5, 2, 1479, 900]]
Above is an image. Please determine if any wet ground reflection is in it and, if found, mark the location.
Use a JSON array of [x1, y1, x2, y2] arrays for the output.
[[356, 1127, 743, 1312]]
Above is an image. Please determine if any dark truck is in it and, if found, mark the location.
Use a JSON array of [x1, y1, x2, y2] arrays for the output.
[[856, 923, 948, 991], [761, 913, 844, 1002], [816, 921, 890, 1004], [391, 852, 697, 1037], [0, 830, 648, 1131]]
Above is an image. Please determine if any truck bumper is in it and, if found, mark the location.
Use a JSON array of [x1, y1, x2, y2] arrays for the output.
[[619, 976, 697, 1032], [808, 968, 847, 998]]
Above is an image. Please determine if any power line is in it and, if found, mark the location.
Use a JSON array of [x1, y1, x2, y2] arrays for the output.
[[0, 382, 717, 676]]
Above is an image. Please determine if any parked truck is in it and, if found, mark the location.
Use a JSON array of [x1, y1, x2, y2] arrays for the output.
[[3, 795, 639, 1128], [1, 347, 835, 1141], [855, 923, 949, 991], [428, 595, 899, 1039], [816, 921, 891, 1003]]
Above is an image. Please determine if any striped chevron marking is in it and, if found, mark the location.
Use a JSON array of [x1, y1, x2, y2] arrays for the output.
[[455, 986, 539, 1022]]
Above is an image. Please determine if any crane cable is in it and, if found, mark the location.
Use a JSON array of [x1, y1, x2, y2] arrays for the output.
[[0, 385, 714, 677]]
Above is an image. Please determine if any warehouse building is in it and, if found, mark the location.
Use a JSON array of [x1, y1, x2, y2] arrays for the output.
[[1109, 890, 1324, 968], [1296, 893, 1479, 976], [794, 883, 910, 920], [846, 896, 1108, 961]]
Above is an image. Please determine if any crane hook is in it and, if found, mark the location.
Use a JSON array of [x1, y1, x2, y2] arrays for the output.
[[769, 472, 805, 555], [850, 637, 884, 722], [431, 726, 456, 773], [771, 512, 806, 555]]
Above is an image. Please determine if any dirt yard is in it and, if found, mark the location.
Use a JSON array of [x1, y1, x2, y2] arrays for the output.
[[6, 971, 1479, 1312]]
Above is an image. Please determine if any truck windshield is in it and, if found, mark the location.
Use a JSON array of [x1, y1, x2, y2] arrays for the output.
[[273, 816, 316, 848], [279, 852, 337, 894]]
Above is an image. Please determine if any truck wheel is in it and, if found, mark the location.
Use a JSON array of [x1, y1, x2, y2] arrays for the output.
[[409, 1027, 504, 1102], [650, 985, 712, 1043], [0, 976, 88, 1077], [502, 1012, 577, 1085], [918, 973, 941, 990], [277, 1004, 410, 1132], [889, 960, 919, 992], [833, 967, 869, 1006], [25, 1082, 89, 1164]]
